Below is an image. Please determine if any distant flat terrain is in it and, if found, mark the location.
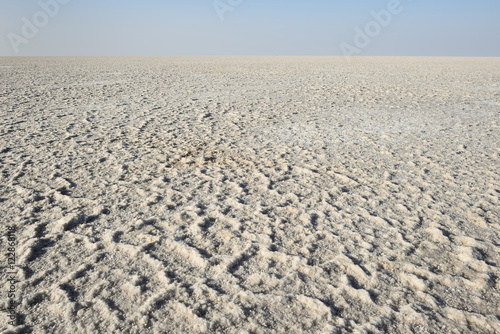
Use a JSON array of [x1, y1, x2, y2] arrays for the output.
[[0, 57, 499, 333]]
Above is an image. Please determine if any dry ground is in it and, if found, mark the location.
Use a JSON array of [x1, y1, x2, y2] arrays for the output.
[[0, 57, 499, 333]]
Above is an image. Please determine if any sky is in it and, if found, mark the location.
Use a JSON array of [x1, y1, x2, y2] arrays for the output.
[[0, 0, 499, 57]]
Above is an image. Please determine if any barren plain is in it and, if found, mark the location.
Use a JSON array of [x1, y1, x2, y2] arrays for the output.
[[0, 57, 499, 333]]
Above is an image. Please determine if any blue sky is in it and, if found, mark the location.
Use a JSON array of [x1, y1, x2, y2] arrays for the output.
[[0, 0, 499, 56]]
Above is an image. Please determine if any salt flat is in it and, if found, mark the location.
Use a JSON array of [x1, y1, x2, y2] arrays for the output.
[[0, 57, 499, 333]]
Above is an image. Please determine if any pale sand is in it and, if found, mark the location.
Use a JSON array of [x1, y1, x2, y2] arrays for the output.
[[0, 57, 499, 333]]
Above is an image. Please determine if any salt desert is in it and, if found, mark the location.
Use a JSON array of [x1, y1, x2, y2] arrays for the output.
[[0, 57, 499, 333]]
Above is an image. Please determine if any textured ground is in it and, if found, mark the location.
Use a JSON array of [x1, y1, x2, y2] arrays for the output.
[[0, 57, 499, 333]]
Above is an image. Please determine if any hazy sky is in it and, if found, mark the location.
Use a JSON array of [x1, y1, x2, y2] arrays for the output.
[[1, 0, 499, 56]]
